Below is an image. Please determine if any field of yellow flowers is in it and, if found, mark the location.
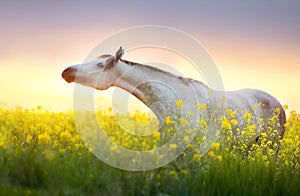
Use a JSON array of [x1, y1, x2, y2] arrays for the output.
[[0, 106, 299, 195]]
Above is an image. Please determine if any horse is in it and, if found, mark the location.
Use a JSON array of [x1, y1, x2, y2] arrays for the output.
[[62, 47, 286, 149]]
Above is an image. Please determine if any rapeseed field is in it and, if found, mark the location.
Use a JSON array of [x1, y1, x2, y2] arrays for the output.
[[0, 105, 299, 195]]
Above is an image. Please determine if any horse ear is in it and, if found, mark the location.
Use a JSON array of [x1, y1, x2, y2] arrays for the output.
[[104, 56, 115, 70], [115, 46, 124, 61]]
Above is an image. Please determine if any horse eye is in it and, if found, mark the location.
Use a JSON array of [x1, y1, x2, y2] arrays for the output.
[[97, 62, 104, 68]]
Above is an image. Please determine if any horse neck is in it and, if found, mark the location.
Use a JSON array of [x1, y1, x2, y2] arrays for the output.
[[113, 60, 210, 121]]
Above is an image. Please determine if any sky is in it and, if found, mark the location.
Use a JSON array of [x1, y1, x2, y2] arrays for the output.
[[0, 0, 299, 113]]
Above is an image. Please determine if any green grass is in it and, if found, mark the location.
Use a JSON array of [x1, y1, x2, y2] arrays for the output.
[[1, 146, 299, 195]]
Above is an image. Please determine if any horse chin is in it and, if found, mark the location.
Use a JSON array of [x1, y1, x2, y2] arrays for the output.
[[64, 77, 75, 83], [95, 86, 109, 90]]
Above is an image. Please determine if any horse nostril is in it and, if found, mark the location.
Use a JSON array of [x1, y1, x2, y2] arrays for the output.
[[63, 67, 74, 74], [62, 67, 76, 77]]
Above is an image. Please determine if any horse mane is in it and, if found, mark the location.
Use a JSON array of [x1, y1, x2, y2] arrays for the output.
[[119, 59, 200, 86]]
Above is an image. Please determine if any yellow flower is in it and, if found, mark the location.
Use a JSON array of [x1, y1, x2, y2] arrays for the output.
[[179, 118, 189, 125], [38, 133, 51, 144], [181, 169, 188, 175], [226, 136, 231, 141], [246, 124, 256, 133], [208, 150, 215, 158], [230, 119, 238, 126], [258, 102, 264, 108], [216, 155, 222, 162], [196, 104, 207, 110], [211, 142, 220, 151], [169, 170, 179, 180], [26, 135, 33, 144], [165, 116, 174, 125], [222, 116, 231, 130], [153, 132, 161, 140], [261, 132, 267, 137], [60, 131, 71, 141], [0, 141, 6, 149], [59, 148, 66, 154], [169, 143, 177, 151], [283, 104, 288, 110], [266, 140, 273, 146], [199, 119, 207, 129], [226, 109, 236, 118], [176, 99, 183, 108], [184, 135, 190, 143], [244, 112, 252, 122], [192, 154, 201, 162], [274, 107, 281, 115], [188, 144, 194, 150]]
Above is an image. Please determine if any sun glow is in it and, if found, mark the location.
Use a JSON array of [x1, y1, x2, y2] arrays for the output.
[[1, 33, 299, 113]]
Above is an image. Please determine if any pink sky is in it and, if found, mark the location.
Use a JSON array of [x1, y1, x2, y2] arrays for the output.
[[1, 1, 299, 113]]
